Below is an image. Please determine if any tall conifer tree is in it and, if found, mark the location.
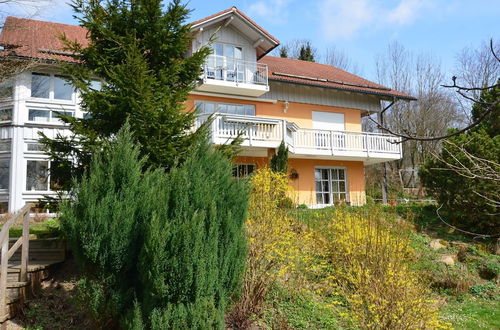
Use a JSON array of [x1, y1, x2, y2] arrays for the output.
[[41, 0, 211, 181]]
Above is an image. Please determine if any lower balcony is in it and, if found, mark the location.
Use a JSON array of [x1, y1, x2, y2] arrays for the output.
[[197, 114, 402, 164]]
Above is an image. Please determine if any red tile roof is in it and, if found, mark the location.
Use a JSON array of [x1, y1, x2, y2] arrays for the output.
[[260, 56, 415, 100], [0, 14, 413, 100], [192, 6, 280, 44], [0, 16, 88, 62]]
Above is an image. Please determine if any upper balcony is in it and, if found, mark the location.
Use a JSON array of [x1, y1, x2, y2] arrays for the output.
[[197, 55, 269, 97], [197, 114, 402, 164]]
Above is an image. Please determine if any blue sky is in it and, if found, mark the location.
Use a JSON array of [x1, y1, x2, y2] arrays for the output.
[[7, 0, 500, 81]]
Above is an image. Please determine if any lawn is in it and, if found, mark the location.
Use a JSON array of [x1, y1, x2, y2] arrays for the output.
[[7, 218, 60, 238]]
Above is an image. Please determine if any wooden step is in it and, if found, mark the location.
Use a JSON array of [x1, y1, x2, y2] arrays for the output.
[[6, 282, 28, 289]]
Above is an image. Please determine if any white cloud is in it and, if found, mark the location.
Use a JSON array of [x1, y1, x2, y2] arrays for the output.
[[247, 0, 291, 24], [387, 0, 425, 26], [319, 0, 428, 41]]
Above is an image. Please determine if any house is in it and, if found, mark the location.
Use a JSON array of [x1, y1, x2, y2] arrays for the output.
[[0, 7, 413, 213]]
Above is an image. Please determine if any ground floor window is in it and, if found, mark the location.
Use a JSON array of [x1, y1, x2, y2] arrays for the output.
[[233, 164, 255, 178], [26, 160, 49, 191], [26, 160, 71, 191], [0, 159, 9, 189], [315, 168, 347, 205]]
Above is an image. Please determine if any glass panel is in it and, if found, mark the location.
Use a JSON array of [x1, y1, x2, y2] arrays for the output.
[[0, 202, 7, 213], [27, 143, 44, 152], [324, 193, 330, 205], [204, 103, 215, 114], [235, 47, 243, 59], [54, 76, 73, 100], [339, 181, 346, 193], [28, 109, 50, 122], [322, 181, 330, 192], [316, 193, 323, 204], [315, 182, 322, 192], [315, 169, 321, 180], [0, 140, 10, 152], [224, 45, 234, 58], [26, 160, 49, 191], [83, 112, 92, 119], [339, 169, 345, 180], [331, 169, 339, 180], [31, 73, 50, 98], [50, 161, 71, 190], [51, 111, 74, 123], [0, 108, 12, 121], [321, 169, 329, 180], [90, 80, 102, 91], [214, 43, 224, 56], [0, 79, 13, 99], [331, 181, 340, 193], [245, 105, 255, 116], [0, 159, 9, 189]]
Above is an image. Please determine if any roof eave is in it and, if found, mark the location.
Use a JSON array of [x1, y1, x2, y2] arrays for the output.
[[268, 78, 417, 101]]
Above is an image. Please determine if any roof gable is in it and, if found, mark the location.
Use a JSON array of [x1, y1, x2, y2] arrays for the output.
[[191, 7, 279, 59]]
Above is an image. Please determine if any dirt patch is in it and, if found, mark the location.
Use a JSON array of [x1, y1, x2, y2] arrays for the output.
[[6, 257, 96, 330]]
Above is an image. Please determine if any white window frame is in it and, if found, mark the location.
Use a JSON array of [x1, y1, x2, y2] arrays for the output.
[[314, 166, 349, 206], [0, 106, 13, 123], [233, 163, 256, 178], [27, 107, 75, 124], [30, 72, 75, 103], [194, 100, 255, 116], [0, 157, 10, 191], [25, 141, 45, 153], [25, 158, 50, 192]]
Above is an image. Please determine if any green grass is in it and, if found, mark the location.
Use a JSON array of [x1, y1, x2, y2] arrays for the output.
[[261, 284, 346, 329], [8, 219, 60, 238], [441, 295, 500, 329]]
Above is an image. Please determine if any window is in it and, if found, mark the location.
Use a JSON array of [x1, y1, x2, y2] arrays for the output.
[[54, 75, 73, 100], [31, 73, 51, 98], [195, 101, 255, 116], [26, 160, 70, 191], [26, 160, 49, 191], [0, 159, 9, 189], [315, 168, 347, 205], [0, 202, 8, 213], [0, 79, 13, 99], [31, 73, 74, 100], [28, 109, 74, 123], [0, 108, 12, 121], [27, 142, 44, 152], [0, 140, 10, 152], [207, 43, 244, 81], [233, 164, 255, 178]]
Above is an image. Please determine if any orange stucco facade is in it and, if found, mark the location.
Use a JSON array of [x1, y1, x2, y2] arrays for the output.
[[186, 94, 367, 206]]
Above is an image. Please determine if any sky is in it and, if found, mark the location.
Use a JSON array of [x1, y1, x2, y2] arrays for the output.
[[4, 0, 500, 82]]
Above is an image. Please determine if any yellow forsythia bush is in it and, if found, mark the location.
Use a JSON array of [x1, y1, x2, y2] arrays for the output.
[[317, 209, 451, 329], [228, 168, 315, 328]]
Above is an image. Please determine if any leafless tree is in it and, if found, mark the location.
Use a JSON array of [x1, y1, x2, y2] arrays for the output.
[[0, 0, 52, 85], [324, 46, 362, 75], [371, 41, 463, 176], [454, 40, 500, 117]]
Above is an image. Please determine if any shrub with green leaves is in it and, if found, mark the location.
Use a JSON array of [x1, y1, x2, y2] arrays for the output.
[[61, 125, 248, 328]]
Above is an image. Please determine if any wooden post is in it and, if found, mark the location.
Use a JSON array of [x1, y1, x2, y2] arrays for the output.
[[20, 209, 30, 282], [0, 236, 8, 319]]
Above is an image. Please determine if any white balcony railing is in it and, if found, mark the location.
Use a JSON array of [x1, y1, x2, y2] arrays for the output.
[[202, 55, 268, 86], [199, 114, 402, 161]]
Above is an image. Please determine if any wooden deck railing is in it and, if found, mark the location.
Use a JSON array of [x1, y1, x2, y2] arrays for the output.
[[0, 203, 32, 320]]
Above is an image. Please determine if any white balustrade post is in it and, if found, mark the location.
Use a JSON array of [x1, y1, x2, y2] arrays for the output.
[[330, 131, 335, 155]]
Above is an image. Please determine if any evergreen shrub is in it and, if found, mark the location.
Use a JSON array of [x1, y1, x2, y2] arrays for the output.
[[61, 125, 248, 328]]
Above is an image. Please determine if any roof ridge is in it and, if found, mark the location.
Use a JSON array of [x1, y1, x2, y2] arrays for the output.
[[3, 16, 86, 30]]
